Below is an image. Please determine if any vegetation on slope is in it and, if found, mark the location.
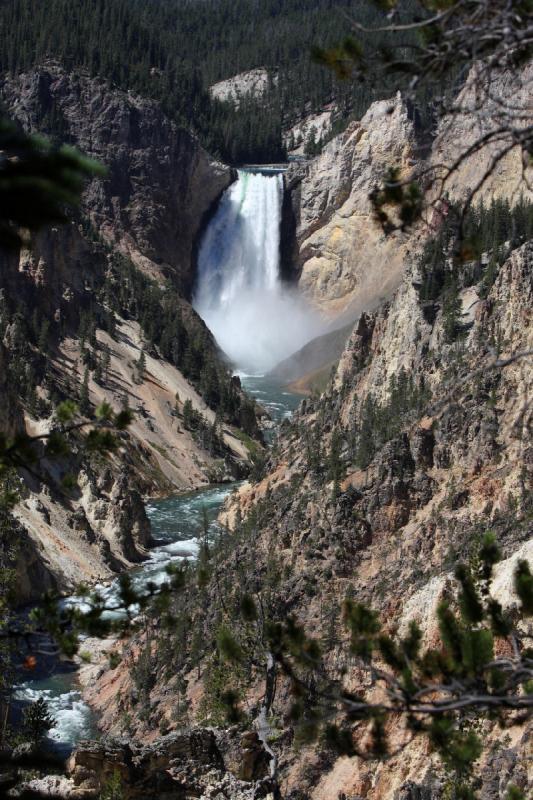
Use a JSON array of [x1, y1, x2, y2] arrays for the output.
[[0, 0, 419, 164]]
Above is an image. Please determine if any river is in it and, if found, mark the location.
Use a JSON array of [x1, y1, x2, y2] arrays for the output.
[[14, 375, 300, 753]]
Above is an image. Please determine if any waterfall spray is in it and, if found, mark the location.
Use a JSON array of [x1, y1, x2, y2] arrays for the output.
[[194, 170, 323, 373]]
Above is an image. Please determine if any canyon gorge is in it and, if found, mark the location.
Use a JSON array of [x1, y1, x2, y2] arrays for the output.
[[0, 4, 532, 800]]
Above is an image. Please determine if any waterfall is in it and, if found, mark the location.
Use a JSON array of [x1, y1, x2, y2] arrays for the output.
[[194, 169, 322, 373]]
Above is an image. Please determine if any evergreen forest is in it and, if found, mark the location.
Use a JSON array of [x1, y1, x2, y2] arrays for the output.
[[0, 0, 419, 163]]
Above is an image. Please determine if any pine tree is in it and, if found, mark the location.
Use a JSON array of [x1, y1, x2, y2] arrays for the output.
[[102, 346, 111, 384], [22, 698, 55, 744], [94, 352, 103, 384], [328, 429, 345, 498], [304, 426, 322, 475], [480, 254, 498, 299], [304, 126, 319, 157], [356, 398, 376, 469], [100, 771, 124, 800], [37, 319, 50, 353], [442, 275, 463, 343], [134, 349, 146, 384], [182, 399, 196, 431]]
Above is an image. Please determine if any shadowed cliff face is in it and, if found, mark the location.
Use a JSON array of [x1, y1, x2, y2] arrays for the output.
[[0, 67, 251, 600], [0, 216, 252, 600], [1, 64, 233, 295]]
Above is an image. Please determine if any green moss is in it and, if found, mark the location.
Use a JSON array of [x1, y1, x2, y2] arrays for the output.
[[230, 427, 262, 458]]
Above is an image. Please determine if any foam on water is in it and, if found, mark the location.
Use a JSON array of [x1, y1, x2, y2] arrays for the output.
[[19, 485, 235, 750], [14, 676, 96, 752], [16, 383, 299, 752]]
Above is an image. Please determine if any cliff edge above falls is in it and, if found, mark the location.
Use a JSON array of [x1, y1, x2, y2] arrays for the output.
[[1, 64, 233, 294]]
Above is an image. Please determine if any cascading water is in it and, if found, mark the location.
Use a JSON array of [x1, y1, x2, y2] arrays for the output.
[[194, 169, 323, 373]]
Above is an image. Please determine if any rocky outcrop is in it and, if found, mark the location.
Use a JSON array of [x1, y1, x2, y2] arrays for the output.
[[429, 63, 533, 205], [285, 94, 419, 316], [1, 221, 107, 331], [214, 240, 532, 799], [12, 731, 271, 799], [287, 66, 533, 320], [12, 463, 152, 603], [1, 64, 233, 294], [11, 517, 59, 603], [283, 105, 337, 156], [210, 68, 275, 107]]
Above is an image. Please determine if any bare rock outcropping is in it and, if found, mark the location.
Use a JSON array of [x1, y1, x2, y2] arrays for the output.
[[288, 66, 533, 320], [12, 732, 269, 799], [11, 465, 153, 604], [286, 94, 418, 317], [1, 64, 233, 293], [218, 241, 532, 800], [429, 63, 533, 205], [210, 68, 275, 107]]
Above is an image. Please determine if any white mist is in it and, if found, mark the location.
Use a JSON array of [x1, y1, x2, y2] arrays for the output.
[[193, 169, 323, 374]]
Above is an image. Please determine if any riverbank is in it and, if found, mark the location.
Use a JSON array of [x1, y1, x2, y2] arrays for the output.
[[15, 376, 301, 754]]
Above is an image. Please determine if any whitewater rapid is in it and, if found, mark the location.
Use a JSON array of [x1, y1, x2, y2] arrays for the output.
[[14, 485, 233, 753], [194, 169, 323, 373]]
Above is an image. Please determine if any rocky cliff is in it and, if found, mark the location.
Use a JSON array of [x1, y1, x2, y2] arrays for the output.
[[0, 218, 252, 600], [85, 184, 532, 800], [429, 64, 533, 206], [0, 66, 254, 600], [210, 67, 275, 107], [213, 242, 532, 799], [13, 729, 270, 799], [4, 60, 532, 800], [1, 64, 233, 294], [287, 65, 533, 321], [268, 322, 353, 392], [80, 235, 532, 799], [285, 94, 419, 317]]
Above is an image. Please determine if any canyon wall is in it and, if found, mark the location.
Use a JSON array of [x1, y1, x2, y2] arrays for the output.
[[217, 239, 532, 800], [288, 65, 533, 322], [82, 232, 532, 799], [0, 67, 251, 600], [1, 64, 233, 294], [285, 94, 418, 317], [84, 69, 533, 800]]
